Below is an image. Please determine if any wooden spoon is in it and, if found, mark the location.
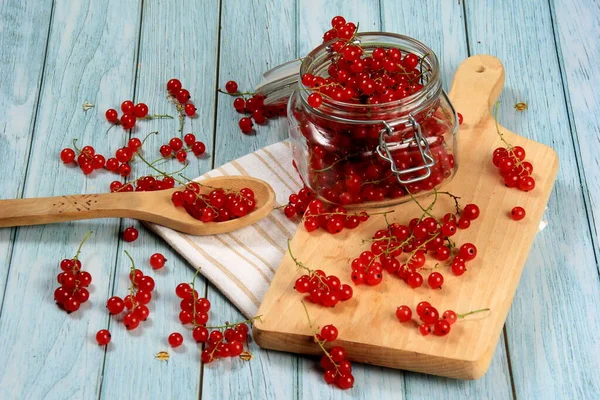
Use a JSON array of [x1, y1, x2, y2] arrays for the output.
[[0, 176, 276, 235]]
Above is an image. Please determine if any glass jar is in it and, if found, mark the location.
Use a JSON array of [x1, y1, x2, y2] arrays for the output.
[[287, 33, 458, 207]]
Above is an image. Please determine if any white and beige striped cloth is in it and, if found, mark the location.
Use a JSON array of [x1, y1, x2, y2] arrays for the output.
[[148, 140, 301, 318]]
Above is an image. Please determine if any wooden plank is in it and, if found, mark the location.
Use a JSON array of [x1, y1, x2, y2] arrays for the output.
[[380, 0, 514, 395], [98, 0, 220, 399], [465, 0, 600, 398], [0, 0, 53, 306], [203, 0, 299, 397], [0, 1, 142, 398], [550, 0, 600, 263]]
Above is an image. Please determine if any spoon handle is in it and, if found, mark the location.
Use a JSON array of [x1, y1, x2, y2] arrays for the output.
[[0, 192, 142, 228]]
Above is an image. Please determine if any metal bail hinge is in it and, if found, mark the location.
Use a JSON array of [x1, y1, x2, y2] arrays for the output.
[[375, 116, 435, 185]]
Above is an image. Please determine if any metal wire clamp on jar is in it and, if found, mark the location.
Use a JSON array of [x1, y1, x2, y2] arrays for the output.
[[257, 32, 459, 207]]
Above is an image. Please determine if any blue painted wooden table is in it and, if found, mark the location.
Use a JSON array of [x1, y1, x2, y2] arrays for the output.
[[0, 1, 599, 399]]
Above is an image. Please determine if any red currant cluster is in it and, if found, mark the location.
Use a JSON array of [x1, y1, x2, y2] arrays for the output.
[[54, 231, 93, 313], [159, 133, 206, 163], [290, 241, 353, 307], [492, 105, 535, 192], [303, 16, 427, 109], [220, 80, 287, 135], [110, 174, 176, 193], [105, 100, 172, 130], [171, 182, 257, 222], [60, 142, 107, 175], [282, 187, 378, 234], [105, 251, 155, 331], [350, 192, 480, 287], [174, 276, 257, 363], [301, 304, 353, 390], [166, 78, 197, 118], [492, 145, 535, 191], [396, 301, 489, 337]]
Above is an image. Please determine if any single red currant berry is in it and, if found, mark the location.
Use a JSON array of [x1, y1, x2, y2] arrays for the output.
[[458, 243, 477, 261], [176, 150, 187, 162], [225, 80, 238, 94], [63, 297, 80, 312], [434, 320, 451, 336], [320, 324, 338, 342], [239, 117, 253, 134], [168, 332, 184, 348], [519, 176, 536, 191], [510, 206, 526, 220], [457, 218, 471, 230], [160, 145, 172, 157], [118, 163, 131, 177], [60, 148, 76, 163], [457, 112, 463, 125], [307, 92, 323, 108], [451, 260, 466, 276], [407, 272, 424, 288], [105, 157, 119, 171], [185, 103, 196, 116], [79, 271, 92, 286], [115, 147, 133, 163], [428, 272, 444, 289], [324, 370, 336, 384], [419, 323, 431, 336], [396, 305, 412, 322], [336, 373, 355, 390], [134, 304, 150, 321], [133, 103, 149, 118], [106, 296, 125, 314], [96, 329, 111, 345], [135, 290, 152, 305], [122, 226, 139, 242], [120, 113, 136, 130], [442, 310, 458, 325], [192, 141, 206, 156], [138, 276, 155, 292], [463, 204, 480, 220], [331, 15, 346, 29], [184, 133, 196, 146], [149, 253, 166, 269], [105, 108, 119, 123], [121, 100, 134, 113], [420, 306, 440, 324], [193, 326, 209, 343], [167, 78, 182, 93], [169, 137, 184, 151], [127, 137, 142, 151], [123, 313, 140, 330], [233, 97, 245, 112], [176, 89, 191, 104], [329, 346, 346, 363], [416, 301, 431, 316], [175, 283, 192, 298]]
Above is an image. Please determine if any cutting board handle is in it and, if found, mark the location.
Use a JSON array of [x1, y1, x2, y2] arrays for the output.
[[448, 55, 505, 126]]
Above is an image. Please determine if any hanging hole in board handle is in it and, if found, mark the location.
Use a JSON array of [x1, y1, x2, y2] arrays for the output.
[[476, 65, 486, 73]]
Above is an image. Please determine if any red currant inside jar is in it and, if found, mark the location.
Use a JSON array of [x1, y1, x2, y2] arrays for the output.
[[288, 33, 458, 206]]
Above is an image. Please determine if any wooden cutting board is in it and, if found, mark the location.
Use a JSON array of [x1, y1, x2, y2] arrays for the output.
[[252, 55, 559, 380]]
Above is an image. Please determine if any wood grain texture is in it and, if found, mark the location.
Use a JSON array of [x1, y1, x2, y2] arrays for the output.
[[381, 1, 513, 396], [465, 0, 600, 398], [203, 0, 300, 398], [550, 0, 600, 263], [0, 1, 142, 398], [98, 0, 220, 399], [0, 0, 53, 311], [254, 55, 559, 379]]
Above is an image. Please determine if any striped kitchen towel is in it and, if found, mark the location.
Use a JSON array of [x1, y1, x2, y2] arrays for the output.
[[147, 140, 301, 318]]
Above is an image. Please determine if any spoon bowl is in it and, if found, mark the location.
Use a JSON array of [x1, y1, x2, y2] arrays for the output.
[[0, 176, 276, 235]]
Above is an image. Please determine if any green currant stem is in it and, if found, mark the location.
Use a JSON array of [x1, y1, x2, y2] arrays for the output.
[[493, 102, 526, 170], [205, 315, 262, 330], [178, 112, 185, 135], [217, 88, 256, 97], [82, 101, 95, 111], [124, 250, 139, 311], [435, 191, 462, 215], [140, 131, 159, 148], [313, 151, 361, 173], [105, 124, 117, 135], [287, 239, 330, 291], [300, 301, 342, 376], [72, 230, 93, 260], [458, 308, 491, 319], [406, 189, 437, 221], [360, 172, 394, 186], [140, 113, 174, 120]]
